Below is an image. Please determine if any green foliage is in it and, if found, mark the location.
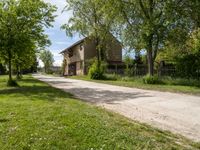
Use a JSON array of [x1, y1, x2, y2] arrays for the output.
[[174, 29, 200, 79], [0, 63, 6, 75], [121, 76, 136, 82], [103, 0, 185, 75], [70, 75, 200, 95], [62, 0, 117, 63], [85, 57, 97, 70], [104, 73, 121, 81], [162, 77, 200, 87], [123, 54, 135, 76], [88, 60, 106, 80], [143, 75, 162, 85], [176, 52, 200, 79], [40, 50, 54, 74], [0, 0, 56, 80]]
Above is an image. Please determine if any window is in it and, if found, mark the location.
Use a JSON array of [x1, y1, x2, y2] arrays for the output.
[[80, 44, 84, 51], [68, 50, 73, 57]]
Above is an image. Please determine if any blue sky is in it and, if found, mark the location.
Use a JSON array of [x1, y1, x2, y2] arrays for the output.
[[41, 0, 81, 67]]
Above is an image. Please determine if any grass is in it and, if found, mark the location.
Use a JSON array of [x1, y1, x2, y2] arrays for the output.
[[69, 75, 200, 95], [0, 75, 199, 149]]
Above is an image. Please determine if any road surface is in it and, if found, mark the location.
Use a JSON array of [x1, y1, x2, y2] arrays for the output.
[[33, 74, 200, 141]]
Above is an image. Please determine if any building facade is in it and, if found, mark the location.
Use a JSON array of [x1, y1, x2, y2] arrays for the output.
[[60, 37, 122, 76]]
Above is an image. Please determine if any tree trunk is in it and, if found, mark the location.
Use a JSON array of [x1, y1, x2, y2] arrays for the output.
[[147, 50, 154, 76], [16, 65, 22, 80], [8, 52, 12, 81], [147, 37, 154, 76], [95, 37, 101, 69]]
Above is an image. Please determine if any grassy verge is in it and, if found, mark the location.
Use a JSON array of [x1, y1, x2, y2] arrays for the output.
[[69, 75, 200, 95], [0, 75, 199, 149]]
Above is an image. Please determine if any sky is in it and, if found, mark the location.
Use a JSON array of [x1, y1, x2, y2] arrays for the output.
[[41, 0, 81, 67]]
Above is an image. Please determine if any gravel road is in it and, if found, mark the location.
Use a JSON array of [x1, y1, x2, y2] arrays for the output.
[[33, 74, 200, 141]]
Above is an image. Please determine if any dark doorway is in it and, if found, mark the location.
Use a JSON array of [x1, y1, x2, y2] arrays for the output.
[[69, 63, 76, 75]]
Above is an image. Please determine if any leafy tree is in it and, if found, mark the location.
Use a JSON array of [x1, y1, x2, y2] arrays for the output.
[[175, 0, 200, 29], [62, 0, 116, 67], [0, 0, 56, 85], [0, 63, 6, 75], [13, 48, 38, 79], [103, 0, 186, 76], [123, 54, 135, 76], [40, 50, 54, 73]]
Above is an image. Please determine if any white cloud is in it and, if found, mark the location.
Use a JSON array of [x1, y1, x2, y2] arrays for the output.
[[54, 59, 63, 67], [44, 0, 72, 25]]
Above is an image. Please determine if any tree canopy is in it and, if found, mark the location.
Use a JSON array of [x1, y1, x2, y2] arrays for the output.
[[0, 0, 56, 84], [62, 0, 116, 63], [39, 50, 54, 74], [62, 0, 200, 77]]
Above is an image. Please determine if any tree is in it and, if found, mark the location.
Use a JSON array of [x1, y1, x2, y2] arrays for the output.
[[62, 0, 116, 68], [0, 0, 56, 85], [103, 0, 186, 76], [13, 46, 37, 79], [40, 50, 54, 73]]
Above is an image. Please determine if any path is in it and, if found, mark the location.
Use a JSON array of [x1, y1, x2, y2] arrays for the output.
[[33, 74, 200, 141]]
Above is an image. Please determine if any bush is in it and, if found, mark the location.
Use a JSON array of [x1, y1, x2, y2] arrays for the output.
[[7, 79, 19, 87], [174, 49, 200, 80], [88, 60, 107, 80], [104, 74, 121, 81], [143, 75, 162, 84], [162, 76, 200, 87], [125, 67, 134, 77]]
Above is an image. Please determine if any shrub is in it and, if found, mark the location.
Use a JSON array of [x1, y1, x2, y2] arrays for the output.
[[175, 52, 200, 79], [88, 60, 106, 80], [125, 67, 134, 77], [7, 79, 19, 87], [143, 75, 162, 84], [121, 76, 135, 82], [105, 74, 121, 81]]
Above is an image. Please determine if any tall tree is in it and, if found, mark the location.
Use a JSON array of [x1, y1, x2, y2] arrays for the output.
[[40, 50, 54, 73], [0, 0, 56, 84], [104, 0, 185, 76], [62, 0, 115, 67]]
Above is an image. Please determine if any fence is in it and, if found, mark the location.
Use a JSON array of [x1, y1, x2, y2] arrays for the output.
[[106, 63, 177, 77]]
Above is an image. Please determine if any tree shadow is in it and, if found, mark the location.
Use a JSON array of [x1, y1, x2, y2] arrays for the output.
[[61, 87, 152, 104], [46, 80, 74, 85], [0, 85, 74, 102]]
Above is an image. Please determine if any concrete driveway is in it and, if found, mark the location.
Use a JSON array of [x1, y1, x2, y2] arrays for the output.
[[33, 74, 200, 141]]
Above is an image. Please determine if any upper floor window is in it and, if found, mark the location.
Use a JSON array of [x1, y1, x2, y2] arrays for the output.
[[80, 44, 84, 51], [68, 50, 73, 57]]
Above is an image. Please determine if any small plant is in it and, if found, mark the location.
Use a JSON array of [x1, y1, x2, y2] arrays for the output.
[[143, 74, 162, 84], [7, 79, 19, 87], [121, 76, 135, 82], [105, 73, 120, 81], [88, 60, 107, 80]]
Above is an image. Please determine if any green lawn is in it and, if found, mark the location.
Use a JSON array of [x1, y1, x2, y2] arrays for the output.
[[0, 75, 199, 149], [69, 75, 200, 95]]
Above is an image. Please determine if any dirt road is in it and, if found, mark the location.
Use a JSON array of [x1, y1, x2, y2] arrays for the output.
[[33, 74, 200, 141]]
